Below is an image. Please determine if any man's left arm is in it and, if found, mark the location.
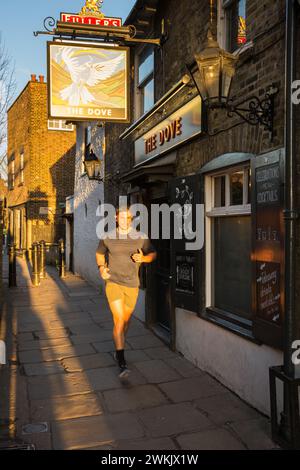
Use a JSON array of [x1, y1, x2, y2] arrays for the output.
[[131, 238, 157, 264], [141, 238, 157, 264]]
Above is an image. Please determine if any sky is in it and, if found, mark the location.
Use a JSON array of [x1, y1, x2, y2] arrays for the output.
[[0, 0, 136, 97]]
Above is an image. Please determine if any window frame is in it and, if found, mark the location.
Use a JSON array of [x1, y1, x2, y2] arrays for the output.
[[204, 164, 255, 338], [20, 152, 24, 185], [48, 119, 75, 132], [135, 45, 155, 118], [218, 0, 248, 54], [10, 157, 15, 190]]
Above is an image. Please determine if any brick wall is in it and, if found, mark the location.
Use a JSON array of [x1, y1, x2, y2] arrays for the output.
[[105, 0, 286, 185], [7, 77, 76, 246]]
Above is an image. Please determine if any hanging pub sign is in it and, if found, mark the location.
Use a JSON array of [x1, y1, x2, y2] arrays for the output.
[[60, 13, 122, 27], [47, 42, 130, 122]]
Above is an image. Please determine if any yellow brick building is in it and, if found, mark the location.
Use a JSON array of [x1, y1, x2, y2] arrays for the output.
[[7, 75, 76, 253]]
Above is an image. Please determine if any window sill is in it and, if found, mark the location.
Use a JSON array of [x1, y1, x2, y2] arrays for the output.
[[201, 307, 262, 346]]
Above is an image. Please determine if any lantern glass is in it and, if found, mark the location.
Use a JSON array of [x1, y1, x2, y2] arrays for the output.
[[193, 30, 238, 107], [202, 60, 221, 105]]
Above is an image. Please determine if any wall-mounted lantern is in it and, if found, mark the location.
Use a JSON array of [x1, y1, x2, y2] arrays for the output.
[[84, 148, 102, 181], [187, 30, 278, 140]]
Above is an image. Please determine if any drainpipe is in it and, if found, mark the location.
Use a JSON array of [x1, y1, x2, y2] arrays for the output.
[[283, 0, 298, 379]]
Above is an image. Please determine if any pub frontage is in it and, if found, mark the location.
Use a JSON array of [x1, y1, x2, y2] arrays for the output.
[[102, 0, 300, 419]]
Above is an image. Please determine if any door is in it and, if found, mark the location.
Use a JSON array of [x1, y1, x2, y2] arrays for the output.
[[150, 197, 173, 334], [69, 217, 74, 273]]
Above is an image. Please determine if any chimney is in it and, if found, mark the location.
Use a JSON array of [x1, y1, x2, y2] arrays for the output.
[[31, 74, 37, 82], [39, 75, 44, 83]]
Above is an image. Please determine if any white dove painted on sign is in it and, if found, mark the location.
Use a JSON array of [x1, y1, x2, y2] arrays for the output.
[[59, 47, 124, 106]]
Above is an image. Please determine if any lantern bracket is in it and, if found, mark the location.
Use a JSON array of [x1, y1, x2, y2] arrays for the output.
[[226, 85, 279, 141]]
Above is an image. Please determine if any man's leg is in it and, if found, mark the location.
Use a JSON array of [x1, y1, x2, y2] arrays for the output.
[[123, 306, 134, 337], [109, 299, 127, 351], [123, 287, 139, 337]]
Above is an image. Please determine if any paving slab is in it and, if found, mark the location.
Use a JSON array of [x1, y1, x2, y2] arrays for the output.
[[16, 332, 34, 342], [23, 362, 65, 376], [52, 413, 145, 450], [102, 384, 169, 413], [227, 418, 277, 450], [22, 432, 52, 450], [34, 328, 70, 340], [176, 428, 246, 450], [116, 349, 151, 364], [127, 335, 165, 350], [138, 403, 214, 438], [49, 316, 95, 329], [42, 344, 96, 361], [93, 340, 131, 353], [61, 353, 115, 372], [69, 324, 103, 336], [117, 437, 177, 450], [18, 338, 71, 351], [18, 322, 50, 333], [30, 393, 104, 422], [27, 372, 93, 400], [85, 366, 147, 391], [194, 392, 261, 425], [71, 331, 112, 345], [134, 359, 182, 384], [158, 375, 228, 402], [163, 356, 204, 378], [143, 347, 177, 360]]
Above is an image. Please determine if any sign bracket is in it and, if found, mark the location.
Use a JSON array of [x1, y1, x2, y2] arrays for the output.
[[34, 18, 164, 47]]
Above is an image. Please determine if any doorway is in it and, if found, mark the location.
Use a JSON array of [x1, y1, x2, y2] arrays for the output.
[[148, 197, 174, 345]]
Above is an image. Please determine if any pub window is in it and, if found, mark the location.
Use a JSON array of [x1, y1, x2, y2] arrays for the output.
[[11, 159, 15, 190], [137, 46, 154, 116], [219, 0, 247, 53], [48, 120, 74, 131], [205, 165, 252, 329], [20, 152, 24, 184]]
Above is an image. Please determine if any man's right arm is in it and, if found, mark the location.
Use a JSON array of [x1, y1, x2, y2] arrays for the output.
[[96, 240, 111, 280]]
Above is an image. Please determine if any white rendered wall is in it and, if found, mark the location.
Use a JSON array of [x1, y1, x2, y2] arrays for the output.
[[176, 308, 283, 416], [73, 123, 105, 290]]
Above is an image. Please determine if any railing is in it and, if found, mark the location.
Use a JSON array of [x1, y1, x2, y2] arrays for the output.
[[8, 239, 66, 288]]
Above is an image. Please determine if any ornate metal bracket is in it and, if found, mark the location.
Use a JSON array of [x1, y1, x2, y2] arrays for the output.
[[34, 16, 163, 46], [227, 85, 279, 141], [34, 17, 56, 36]]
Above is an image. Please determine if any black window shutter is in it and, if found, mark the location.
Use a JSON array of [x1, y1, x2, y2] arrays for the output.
[[168, 174, 205, 314], [251, 150, 285, 349]]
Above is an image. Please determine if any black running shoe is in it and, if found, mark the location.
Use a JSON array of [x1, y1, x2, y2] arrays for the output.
[[119, 364, 130, 379]]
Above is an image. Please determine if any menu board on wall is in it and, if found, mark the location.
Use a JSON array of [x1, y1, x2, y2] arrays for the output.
[[252, 151, 284, 348], [176, 254, 195, 294], [256, 261, 281, 324]]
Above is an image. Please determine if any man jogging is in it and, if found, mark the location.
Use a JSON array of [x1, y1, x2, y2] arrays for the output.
[[96, 204, 157, 378]]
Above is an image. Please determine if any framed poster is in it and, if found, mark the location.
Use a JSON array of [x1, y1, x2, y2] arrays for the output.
[[251, 150, 285, 349], [47, 42, 130, 122]]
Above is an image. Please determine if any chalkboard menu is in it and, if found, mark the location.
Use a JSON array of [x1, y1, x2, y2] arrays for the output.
[[252, 151, 284, 348], [169, 175, 203, 313], [256, 261, 281, 323], [176, 254, 195, 294]]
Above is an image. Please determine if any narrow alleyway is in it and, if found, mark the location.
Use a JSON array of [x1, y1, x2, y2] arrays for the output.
[[0, 256, 278, 450]]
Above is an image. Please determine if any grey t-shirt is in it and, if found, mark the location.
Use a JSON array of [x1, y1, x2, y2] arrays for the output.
[[96, 229, 156, 288]]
